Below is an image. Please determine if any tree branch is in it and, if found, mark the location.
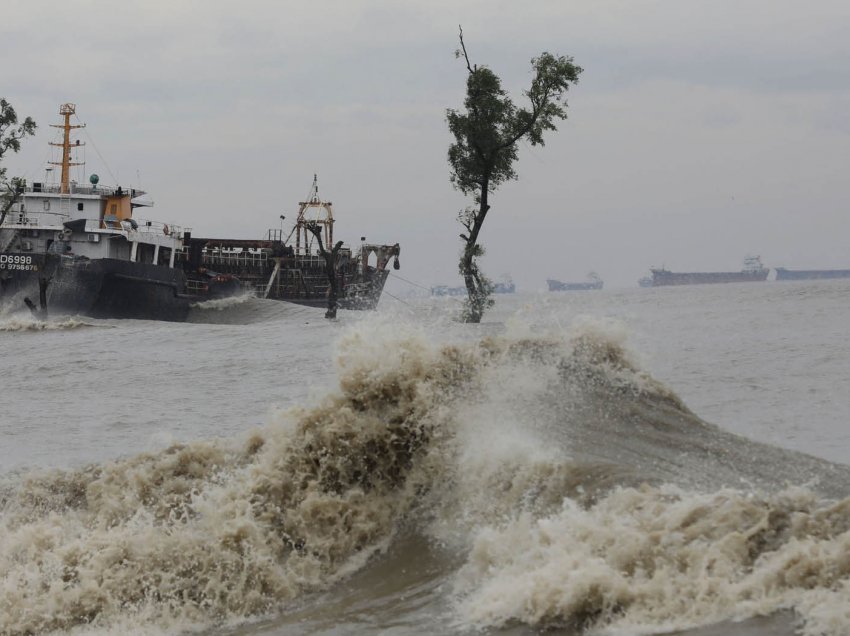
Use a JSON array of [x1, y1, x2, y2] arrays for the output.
[[458, 25, 474, 74], [0, 183, 19, 227]]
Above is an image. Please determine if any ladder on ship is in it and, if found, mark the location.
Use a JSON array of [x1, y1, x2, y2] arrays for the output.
[[59, 194, 72, 218]]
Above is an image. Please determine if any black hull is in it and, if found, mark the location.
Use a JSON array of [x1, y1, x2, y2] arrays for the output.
[[775, 268, 850, 281], [1, 257, 192, 321], [2, 256, 392, 322]]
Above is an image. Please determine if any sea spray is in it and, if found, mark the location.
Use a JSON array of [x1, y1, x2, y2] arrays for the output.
[[189, 293, 255, 311], [415, 327, 850, 636], [187, 293, 316, 324], [0, 328, 479, 634], [0, 315, 94, 332], [452, 486, 850, 636], [1, 323, 848, 635]]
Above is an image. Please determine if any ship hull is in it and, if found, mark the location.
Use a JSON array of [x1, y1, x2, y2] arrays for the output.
[[1, 252, 390, 319], [547, 279, 603, 291], [182, 238, 395, 311], [273, 268, 390, 310], [650, 270, 769, 286], [1, 256, 193, 321], [774, 268, 850, 281]]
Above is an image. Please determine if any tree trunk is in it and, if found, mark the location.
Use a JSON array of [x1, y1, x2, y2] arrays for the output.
[[304, 222, 342, 320], [323, 250, 340, 319], [459, 179, 491, 323]]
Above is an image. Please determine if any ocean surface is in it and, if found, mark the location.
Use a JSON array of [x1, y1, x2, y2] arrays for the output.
[[1, 279, 849, 636]]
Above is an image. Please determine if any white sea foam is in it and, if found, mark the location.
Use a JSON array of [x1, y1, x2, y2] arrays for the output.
[[0, 315, 93, 331], [0, 321, 847, 635], [453, 485, 850, 636], [189, 292, 255, 310]]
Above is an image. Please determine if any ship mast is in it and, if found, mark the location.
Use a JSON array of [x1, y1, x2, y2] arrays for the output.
[[295, 174, 335, 255], [48, 103, 85, 194]]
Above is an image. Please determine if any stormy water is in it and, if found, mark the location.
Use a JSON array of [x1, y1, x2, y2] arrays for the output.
[[1, 280, 849, 636]]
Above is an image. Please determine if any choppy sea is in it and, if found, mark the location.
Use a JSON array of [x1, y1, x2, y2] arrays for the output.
[[1, 279, 849, 636]]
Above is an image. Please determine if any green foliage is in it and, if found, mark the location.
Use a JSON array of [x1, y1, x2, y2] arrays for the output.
[[0, 98, 36, 223], [446, 46, 581, 199], [0, 98, 37, 184], [446, 28, 581, 322]]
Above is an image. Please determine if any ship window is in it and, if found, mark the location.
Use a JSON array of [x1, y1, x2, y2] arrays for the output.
[[43, 200, 50, 211], [77, 202, 84, 211]]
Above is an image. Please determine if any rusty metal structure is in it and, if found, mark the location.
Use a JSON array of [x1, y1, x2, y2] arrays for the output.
[[180, 176, 400, 310]]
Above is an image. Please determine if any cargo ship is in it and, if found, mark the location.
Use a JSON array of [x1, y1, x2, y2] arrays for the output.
[[774, 267, 850, 281], [492, 275, 516, 294], [431, 275, 514, 296], [430, 285, 464, 297], [547, 272, 603, 291], [0, 104, 399, 321], [649, 256, 769, 286]]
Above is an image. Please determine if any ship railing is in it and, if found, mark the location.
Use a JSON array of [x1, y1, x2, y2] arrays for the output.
[[131, 219, 183, 238], [345, 282, 371, 295], [200, 249, 269, 269], [290, 254, 326, 268], [2, 210, 70, 227], [185, 279, 208, 293], [21, 182, 147, 198]]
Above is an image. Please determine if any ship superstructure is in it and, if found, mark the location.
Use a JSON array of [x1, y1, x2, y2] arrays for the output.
[[178, 176, 400, 310], [0, 103, 204, 320]]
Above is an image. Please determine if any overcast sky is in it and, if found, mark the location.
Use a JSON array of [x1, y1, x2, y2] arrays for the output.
[[3, 0, 849, 291]]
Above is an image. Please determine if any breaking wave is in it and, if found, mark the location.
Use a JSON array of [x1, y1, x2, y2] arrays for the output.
[[188, 292, 255, 311], [0, 322, 848, 635], [187, 294, 319, 324], [0, 315, 94, 332], [454, 486, 850, 635]]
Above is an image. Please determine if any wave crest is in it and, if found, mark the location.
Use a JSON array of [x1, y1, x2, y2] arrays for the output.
[[1, 326, 847, 635], [0, 316, 93, 331], [454, 486, 850, 636]]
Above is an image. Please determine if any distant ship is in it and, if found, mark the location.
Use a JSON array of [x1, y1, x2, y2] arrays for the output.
[[638, 276, 653, 288], [431, 275, 515, 296], [774, 267, 850, 281], [547, 272, 603, 291], [430, 284, 465, 297], [492, 275, 515, 294], [649, 256, 769, 287]]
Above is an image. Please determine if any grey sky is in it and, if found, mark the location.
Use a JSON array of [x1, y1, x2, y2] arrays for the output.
[[3, 0, 849, 292]]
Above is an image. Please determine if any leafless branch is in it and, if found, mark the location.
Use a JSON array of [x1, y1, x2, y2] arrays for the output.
[[458, 25, 474, 74]]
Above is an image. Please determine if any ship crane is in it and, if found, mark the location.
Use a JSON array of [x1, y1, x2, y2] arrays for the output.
[[294, 174, 334, 256]]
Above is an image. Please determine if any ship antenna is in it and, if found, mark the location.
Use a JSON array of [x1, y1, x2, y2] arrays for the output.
[[48, 103, 85, 194], [77, 111, 119, 185]]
